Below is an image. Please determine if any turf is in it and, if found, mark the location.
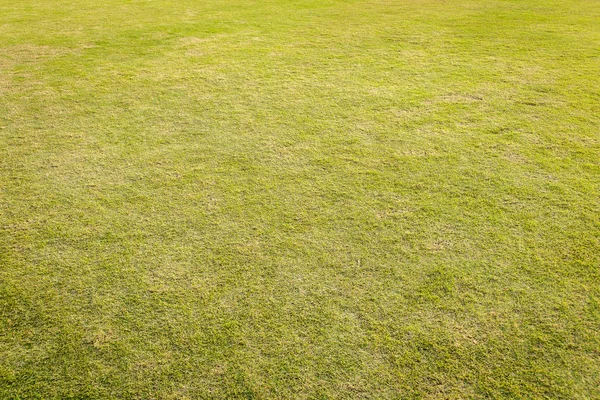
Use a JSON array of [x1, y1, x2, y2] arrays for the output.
[[1, 0, 599, 398]]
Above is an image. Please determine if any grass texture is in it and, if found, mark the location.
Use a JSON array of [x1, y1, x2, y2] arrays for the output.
[[1, 0, 599, 398]]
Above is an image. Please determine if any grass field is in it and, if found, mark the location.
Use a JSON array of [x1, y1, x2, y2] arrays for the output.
[[1, 0, 599, 398]]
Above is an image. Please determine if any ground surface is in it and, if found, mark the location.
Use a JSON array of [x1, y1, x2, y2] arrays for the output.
[[1, 0, 599, 398]]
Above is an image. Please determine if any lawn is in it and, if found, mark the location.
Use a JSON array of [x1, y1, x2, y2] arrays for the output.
[[1, 0, 599, 398]]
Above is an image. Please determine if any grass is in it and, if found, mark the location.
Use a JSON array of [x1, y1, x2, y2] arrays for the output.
[[1, 0, 599, 398]]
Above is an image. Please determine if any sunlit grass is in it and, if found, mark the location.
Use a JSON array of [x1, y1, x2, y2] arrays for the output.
[[1, 0, 599, 398]]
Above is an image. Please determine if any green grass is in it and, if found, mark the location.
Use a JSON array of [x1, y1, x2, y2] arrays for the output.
[[1, 0, 599, 398]]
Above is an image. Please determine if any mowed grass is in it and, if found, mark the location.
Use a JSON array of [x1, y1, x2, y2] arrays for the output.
[[1, 0, 599, 397]]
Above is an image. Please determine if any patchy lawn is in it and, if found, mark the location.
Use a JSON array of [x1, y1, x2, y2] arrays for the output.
[[1, 0, 599, 398]]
